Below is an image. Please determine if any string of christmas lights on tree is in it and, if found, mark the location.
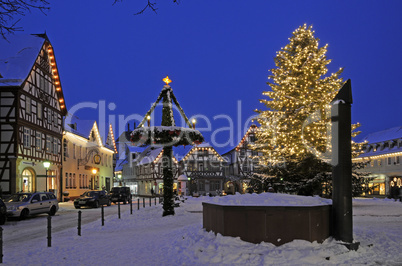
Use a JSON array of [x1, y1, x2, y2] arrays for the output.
[[253, 24, 362, 164]]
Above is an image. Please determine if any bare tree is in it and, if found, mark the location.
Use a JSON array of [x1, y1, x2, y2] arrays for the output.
[[113, 0, 179, 15], [0, 0, 49, 39], [1, 0, 179, 39]]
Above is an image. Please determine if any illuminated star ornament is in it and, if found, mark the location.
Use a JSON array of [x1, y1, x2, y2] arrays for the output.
[[163, 76, 172, 85]]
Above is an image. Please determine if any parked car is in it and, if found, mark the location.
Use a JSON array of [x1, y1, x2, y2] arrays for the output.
[[110, 187, 132, 204], [0, 198, 7, 225], [5, 192, 59, 220], [74, 190, 111, 209]]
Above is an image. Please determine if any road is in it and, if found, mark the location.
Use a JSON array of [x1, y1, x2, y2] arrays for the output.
[[1, 197, 157, 246]]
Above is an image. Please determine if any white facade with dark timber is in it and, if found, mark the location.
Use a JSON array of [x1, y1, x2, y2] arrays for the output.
[[175, 143, 225, 196], [222, 125, 261, 194], [0, 34, 67, 198]]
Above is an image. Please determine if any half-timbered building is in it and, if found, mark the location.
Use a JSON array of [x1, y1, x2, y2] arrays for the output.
[[120, 145, 179, 196], [63, 117, 116, 199], [222, 125, 261, 194], [175, 143, 225, 196], [0, 34, 67, 198]]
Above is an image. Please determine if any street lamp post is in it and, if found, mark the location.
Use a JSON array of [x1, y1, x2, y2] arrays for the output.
[[43, 161, 51, 192], [92, 168, 97, 190]]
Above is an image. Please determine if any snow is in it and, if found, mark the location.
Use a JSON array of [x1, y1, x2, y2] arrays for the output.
[[358, 126, 402, 144], [2, 193, 402, 265], [0, 34, 45, 86], [204, 192, 332, 206]]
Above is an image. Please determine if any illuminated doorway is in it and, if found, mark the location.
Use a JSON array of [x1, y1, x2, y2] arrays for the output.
[[22, 169, 34, 192]]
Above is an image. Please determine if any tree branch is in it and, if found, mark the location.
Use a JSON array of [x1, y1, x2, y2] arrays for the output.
[[113, 0, 179, 15], [0, 0, 50, 39]]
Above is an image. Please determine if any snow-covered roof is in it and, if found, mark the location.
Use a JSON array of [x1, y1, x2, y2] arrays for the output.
[[221, 125, 258, 156], [64, 116, 95, 139], [0, 34, 45, 87], [115, 159, 126, 171], [137, 146, 164, 166], [127, 145, 146, 154], [358, 144, 402, 158], [174, 142, 224, 162], [358, 126, 402, 144], [357, 126, 402, 158], [64, 115, 114, 152]]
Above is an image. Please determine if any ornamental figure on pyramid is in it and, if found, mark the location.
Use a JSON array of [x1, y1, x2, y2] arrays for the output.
[[131, 76, 204, 216]]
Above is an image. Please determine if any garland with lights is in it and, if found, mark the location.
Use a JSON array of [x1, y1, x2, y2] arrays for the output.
[[130, 126, 204, 147]]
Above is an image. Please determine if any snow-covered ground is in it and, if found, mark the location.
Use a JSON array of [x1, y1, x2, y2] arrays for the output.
[[2, 193, 402, 265]]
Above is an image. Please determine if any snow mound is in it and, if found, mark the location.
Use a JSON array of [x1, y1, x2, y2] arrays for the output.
[[203, 192, 332, 206]]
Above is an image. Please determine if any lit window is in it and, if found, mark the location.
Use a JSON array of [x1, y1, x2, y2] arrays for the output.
[[377, 159, 382, 166], [63, 140, 69, 159], [23, 128, 31, 147], [35, 132, 41, 150], [46, 135, 51, 153], [65, 173, 68, 189]]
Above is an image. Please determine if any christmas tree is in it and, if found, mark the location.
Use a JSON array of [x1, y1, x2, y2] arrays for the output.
[[251, 24, 368, 196], [255, 24, 357, 164]]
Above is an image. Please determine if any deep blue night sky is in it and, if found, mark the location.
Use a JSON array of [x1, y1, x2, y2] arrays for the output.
[[15, 0, 402, 153]]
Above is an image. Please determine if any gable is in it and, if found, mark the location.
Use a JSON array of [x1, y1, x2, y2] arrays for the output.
[[89, 122, 104, 147], [236, 125, 258, 151], [0, 34, 67, 115], [106, 124, 118, 153]]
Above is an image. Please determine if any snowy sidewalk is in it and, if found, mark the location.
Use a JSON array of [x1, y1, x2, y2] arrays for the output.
[[2, 195, 402, 265]]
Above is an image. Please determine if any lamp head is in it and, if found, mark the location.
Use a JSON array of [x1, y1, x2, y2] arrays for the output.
[[43, 161, 50, 169]]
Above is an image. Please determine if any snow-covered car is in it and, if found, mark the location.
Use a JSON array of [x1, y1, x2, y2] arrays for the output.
[[5, 192, 59, 220], [74, 190, 111, 209]]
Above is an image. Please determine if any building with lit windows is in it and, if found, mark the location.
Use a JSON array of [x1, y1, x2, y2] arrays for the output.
[[0, 34, 67, 199], [175, 143, 225, 196], [355, 126, 402, 197], [63, 116, 116, 199], [222, 125, 262, 194]]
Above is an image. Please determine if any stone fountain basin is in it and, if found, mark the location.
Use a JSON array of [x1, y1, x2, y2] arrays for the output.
[[202, 193, 332, 246]]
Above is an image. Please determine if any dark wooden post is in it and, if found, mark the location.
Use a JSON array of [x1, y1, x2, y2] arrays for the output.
[[118, 201, 121, 219], [47, 216, 52, 247], [78, 211, 82, 236], [101, 205, 105, 226], [331, 79, 359, 250]]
